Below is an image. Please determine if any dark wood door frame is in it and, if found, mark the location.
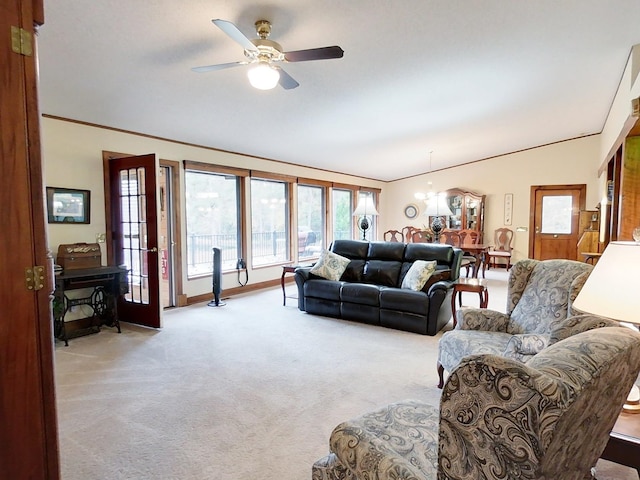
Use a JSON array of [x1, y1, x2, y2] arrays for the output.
[[102, 151, 184, 307], [2, 0, 60, 477]]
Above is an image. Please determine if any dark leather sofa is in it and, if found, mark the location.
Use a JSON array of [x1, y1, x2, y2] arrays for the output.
[[294, 240, 463, 335]]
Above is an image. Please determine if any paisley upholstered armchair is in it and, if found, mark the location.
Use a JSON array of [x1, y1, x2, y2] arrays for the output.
[[312, 327, 640, 480], [437, 258, 593, 388]]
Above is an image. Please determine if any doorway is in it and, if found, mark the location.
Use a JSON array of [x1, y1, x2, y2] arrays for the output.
[[529, 184, 586, 261], [158, 160, 182, 308]]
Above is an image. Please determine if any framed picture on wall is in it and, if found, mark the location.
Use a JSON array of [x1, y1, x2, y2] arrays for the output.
[[46, 187, 91, 224]]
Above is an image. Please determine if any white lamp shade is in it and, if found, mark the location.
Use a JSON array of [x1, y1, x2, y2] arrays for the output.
[[424, 194, 454, 217], [353, 196, 379, 216], [247, 62, 280, 90], [573, 241, 640, 324]]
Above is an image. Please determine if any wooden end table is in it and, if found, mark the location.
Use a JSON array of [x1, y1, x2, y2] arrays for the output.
[[451, 278, 488, 328], [601, 410, 640, 476], [281, 265, 312, 306]]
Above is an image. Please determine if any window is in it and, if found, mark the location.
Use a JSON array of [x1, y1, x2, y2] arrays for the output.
[[251, 178, 289, 266], [297, 184, 325, 260], [184, 170, 241, 277], [332, 188, 354, 240], [541, 195, 573, 234]]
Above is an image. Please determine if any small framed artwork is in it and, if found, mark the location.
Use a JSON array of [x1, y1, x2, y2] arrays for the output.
[[504, 193, 513, 226], [404, 204, 419, 219], [46, 187, 91, 224]]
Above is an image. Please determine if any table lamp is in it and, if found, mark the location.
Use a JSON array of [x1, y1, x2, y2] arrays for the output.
[[353, 196, 379, 240], [424, 193, 454, 243], [573, 241, 640, 412]]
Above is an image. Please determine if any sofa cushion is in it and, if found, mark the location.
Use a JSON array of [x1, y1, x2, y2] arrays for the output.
[[304, 279, 343, 301], [363, 259, 402, 287], [341, 283, 380, 306], [401, 260, 437, 291], [379, 287, 428, 315], [367, 241, 406, 261], [310, 250, 351, 281]]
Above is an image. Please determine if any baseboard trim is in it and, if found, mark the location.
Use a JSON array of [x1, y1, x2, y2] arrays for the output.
[[186, 278, 282, 306]]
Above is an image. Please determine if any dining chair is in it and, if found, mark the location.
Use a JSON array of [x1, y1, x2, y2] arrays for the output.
[[486, 227, 514, 270], [382, 229, 403, 242], [410, 229, 432, 243], [438, 229, 461, 246], [402, 225, 419, 242]]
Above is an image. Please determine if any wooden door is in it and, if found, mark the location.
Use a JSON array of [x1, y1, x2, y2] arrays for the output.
[[1, 0, 60, 477], [529, 185, 586, 260], [107, 154, 162, 328]]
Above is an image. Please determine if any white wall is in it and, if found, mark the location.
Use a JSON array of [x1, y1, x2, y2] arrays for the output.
[[42, 117, 384, 298], [381, 135, 602, 263]]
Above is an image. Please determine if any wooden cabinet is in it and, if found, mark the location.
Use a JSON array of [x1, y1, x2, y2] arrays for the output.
[[442, 188, 486, 240], [604, 134, 640, 243]]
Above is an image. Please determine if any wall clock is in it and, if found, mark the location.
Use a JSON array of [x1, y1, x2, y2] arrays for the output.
[[404, 204, 419, 219]]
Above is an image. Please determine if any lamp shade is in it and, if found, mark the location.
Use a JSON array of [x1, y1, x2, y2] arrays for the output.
[[573, 241, 640, 324], [424, 194, 454, 217], [353, 197, 379, 216], [247, 62, 280, 90]]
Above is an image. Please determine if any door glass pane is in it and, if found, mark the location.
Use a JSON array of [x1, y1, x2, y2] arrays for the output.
[[446, 194, 463, 230], [119, 167, 149, 305], [541, 195, 572, 234], [332, 189, 353, 240], [297, 185, 324, 260]]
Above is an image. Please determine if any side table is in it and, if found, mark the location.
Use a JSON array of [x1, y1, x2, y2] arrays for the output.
[[450, 278, 488, 328], [600, 410, 640, 476], [281, 266, 297, 306]]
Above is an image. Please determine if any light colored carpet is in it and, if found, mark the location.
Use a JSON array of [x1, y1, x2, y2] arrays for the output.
[[54, 269, 637, 479]]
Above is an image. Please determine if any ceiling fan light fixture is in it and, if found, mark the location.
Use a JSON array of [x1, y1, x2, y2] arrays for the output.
[[247, 62, 280, 90]]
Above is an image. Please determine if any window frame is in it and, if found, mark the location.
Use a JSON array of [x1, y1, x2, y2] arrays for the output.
[[183, 161, 248, 279]]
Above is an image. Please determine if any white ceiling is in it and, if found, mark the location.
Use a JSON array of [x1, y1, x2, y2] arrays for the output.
[[37, 1, 640, 182]]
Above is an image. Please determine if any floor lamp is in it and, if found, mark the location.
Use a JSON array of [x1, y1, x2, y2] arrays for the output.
[[353, 196, 379, 240]]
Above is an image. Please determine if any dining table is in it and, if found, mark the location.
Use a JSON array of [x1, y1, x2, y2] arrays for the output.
[[459, 243, 490, 278]]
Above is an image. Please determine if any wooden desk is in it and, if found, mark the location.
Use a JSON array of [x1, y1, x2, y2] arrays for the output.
[[54, 266, 128, 345], [459, 243, 490, 278], [601, 411, 640, 476], [451, 278, 488, 327]]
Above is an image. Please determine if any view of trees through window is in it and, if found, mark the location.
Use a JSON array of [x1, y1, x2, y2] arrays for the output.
[[185, 171, 240, 276], [332, 189, 353, 240], [297, 185, 324, 260], [251, 178, 289, 266], [185, 171, 369, 277]]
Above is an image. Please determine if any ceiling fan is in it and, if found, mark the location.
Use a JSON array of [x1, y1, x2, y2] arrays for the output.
[[192, 19, 344, 90]]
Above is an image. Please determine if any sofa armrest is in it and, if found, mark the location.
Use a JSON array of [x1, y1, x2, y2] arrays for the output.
[[455, 307, 510, 332], [294, 267, 313, 311], [548, 314, 620, 346], [422, 270, 452, 294]]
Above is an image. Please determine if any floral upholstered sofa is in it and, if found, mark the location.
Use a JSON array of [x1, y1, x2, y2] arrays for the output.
[[313, 325, 640, 480]]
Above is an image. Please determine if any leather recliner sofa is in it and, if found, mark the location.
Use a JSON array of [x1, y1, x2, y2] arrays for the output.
[[294, 239, 462, 335]]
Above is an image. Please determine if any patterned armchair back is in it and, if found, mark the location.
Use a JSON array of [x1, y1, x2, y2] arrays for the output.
[[439, 327, 640, 479], [505, 259, 593, 334]]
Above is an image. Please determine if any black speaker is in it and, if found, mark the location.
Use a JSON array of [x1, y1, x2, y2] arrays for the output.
[[208, 247, 225, 307]]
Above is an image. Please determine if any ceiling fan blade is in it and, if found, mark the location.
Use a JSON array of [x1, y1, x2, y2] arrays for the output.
[[212, 19, 258, 52], [275, 67, 299, 90], [284, 46, 344, 62], [191, 61, 248, 73]]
